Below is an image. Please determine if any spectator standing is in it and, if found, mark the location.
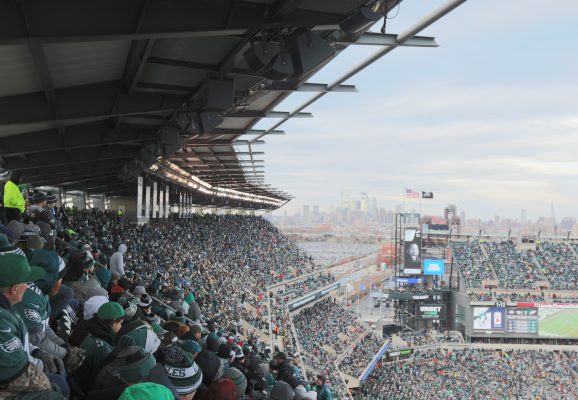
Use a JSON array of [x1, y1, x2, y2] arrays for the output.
[[1, 171, 25, 224], [110, 243, 127, 277]]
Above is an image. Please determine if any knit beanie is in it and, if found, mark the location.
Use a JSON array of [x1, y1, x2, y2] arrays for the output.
[[133, 286, 147, 296], [118, 320, 161, 354], [180, 340, 202, 355], [118, 382, 174, 400], [270, 380, 295, 400], [169, 311, 186, 324], [162, 345, 203, 396], [139, 294, 153, 308], [84, 295, 109, 320], [222, 367, 247, 398], [184, 292, 195, 305], [117, 296, 139, 320], [97, 301, 125, 320], [206, 332, 220, 352], [108, 335, 156, 383]]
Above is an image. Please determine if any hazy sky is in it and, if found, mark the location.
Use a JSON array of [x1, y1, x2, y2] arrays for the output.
[[253, 0, 578, 220]]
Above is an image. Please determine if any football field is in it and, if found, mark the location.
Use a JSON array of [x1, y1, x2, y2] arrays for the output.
[[538, 309, 578, 338]]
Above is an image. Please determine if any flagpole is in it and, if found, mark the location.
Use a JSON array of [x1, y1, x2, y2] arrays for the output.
[[419, 187, 422, 218]]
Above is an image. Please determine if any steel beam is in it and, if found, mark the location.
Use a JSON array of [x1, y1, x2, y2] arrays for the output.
[[227, 111, 312, 118], [250, 0, 467, 143], [0, 81, 183, 128], [264, 82, 357, 93], [0, 1, 343, 45], [0, 122, 158, 156], [210, 129, 285, 136], [3, 147, 137, 170], [334, 32, 438, 47]]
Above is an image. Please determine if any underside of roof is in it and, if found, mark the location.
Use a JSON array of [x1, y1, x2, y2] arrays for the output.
[[0, 0, 403, 210]]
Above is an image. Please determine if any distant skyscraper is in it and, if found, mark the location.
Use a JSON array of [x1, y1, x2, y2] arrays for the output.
[[521, 209, 527, 224], [370, 197, 377, 218], [312, 205, 319, 221], [460, 211, 466, 225], [303, 205, 310, 221]]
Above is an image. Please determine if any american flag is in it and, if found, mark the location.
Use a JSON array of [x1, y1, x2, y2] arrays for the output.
[[405, 189, 419, 198]]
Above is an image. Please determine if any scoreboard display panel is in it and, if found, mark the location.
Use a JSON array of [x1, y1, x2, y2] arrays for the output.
[[471, 304, 578, 338], [506, 308, 538, 335]]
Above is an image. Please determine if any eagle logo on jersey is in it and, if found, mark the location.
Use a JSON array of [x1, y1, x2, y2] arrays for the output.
[[0, 337, 24, 353], [24, 308, 43, 323]]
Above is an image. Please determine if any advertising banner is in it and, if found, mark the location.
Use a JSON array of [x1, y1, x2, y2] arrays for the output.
[[423, 259, 445, 276], [403, 228, 421, 274], [415, 304, 444, 320], [473, 307, 505, 331], [287, 282, 341, 312]]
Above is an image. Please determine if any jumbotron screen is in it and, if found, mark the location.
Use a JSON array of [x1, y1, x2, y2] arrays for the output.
[[472, 304, 578, 338], [538, 308, 578, 338]]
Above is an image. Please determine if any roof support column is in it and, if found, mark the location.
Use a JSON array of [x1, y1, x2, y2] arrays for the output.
[[145, 182, 151, 220], [152, 181, 158, 218]]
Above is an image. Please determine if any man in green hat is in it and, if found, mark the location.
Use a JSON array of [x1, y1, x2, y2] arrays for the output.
[[13, 249, 86, 374], [0, 252, 64, 398], [72, 301, 125, 394]]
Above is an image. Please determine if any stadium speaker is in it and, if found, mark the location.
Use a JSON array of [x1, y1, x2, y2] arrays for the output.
[[159, 126, 180, 156], [198, 111, 224, 134], [287, 30, 335, 76], [139, 146, 156, 167], [243, 42, 294, 80], [339, 6, 382, 34], [203, 79, 235, 111]]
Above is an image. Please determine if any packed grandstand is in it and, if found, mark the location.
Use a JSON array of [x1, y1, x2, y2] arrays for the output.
[[2, 197, 578, 399]]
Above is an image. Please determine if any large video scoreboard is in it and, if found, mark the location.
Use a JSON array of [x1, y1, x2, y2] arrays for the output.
[[471, 303, 578, 339]]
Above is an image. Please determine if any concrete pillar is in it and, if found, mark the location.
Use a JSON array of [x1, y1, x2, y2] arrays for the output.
[[152, 182, 158, 218], [158, 186, 164, 218], [165, 188, 170, 218], [145, 184, 151, 219], [137, 176, 143, 218]]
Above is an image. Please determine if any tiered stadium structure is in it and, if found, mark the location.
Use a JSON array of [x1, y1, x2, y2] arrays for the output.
[[15, 1, 578, 400]]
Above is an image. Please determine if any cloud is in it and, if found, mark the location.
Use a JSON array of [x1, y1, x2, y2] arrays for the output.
[[263, 1, 578, 220]]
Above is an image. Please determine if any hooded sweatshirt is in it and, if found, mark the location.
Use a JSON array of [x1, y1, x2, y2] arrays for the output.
[[109, 244, 127, 277], [75, 317, 117, 392]]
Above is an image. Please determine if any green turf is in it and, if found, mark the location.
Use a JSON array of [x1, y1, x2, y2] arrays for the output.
[[539, 309, 578, 338]]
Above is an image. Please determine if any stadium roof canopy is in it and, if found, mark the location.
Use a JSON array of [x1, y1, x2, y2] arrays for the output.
[[0, 0, 460, 210]]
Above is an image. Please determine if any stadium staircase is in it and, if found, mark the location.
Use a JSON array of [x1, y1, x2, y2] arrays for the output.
[[569, 244, 578, 262], [480, 242, 500, 281]]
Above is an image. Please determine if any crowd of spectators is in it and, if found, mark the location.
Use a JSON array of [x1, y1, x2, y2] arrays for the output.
[[338, 333, 385, 378], [484, 241, 544, 289], [536, 242, 578, 290], [0, 196, 339, 400], [356, 348, 578, 399], [292, 298, 364, 356], [394, 330, 436, 349], [449, 241, 495, 288], [494, 291, 544, 303], [467, 291, 493, 302]]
